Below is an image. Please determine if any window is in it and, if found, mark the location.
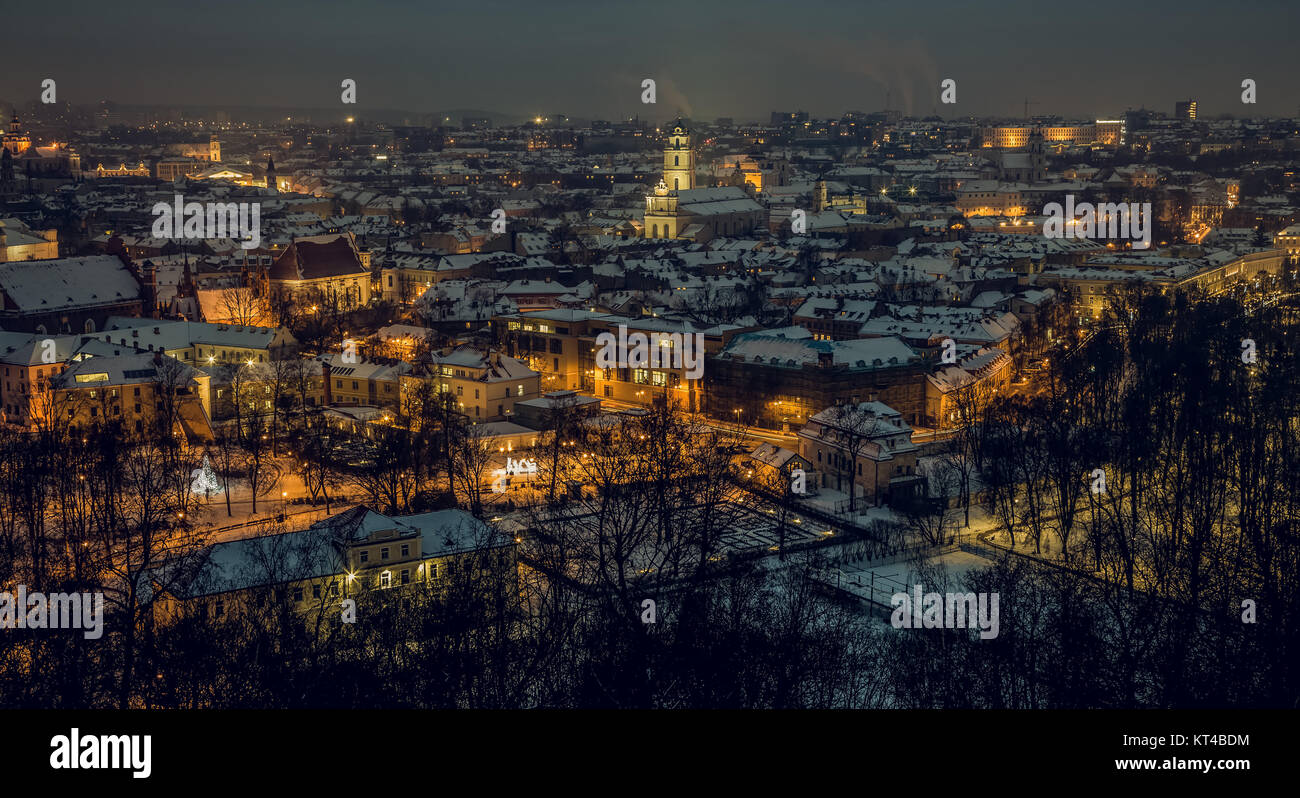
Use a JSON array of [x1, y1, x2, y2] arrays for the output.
[[312, 584, 321, 598], [292, 587, 303, 601], [401, 569, 410, 585], [505, 387, 510, 397], [380, 571, 392, 589], [517, 384, 524, 396], [456, 385, 463, 396], [474, 389, 479, 399], [352, 381, 358, 390], [215, 601, 224, 617], [400, 544, 409, 557], [360, 550, 369, 563], [335, 380, 342, 388], [381, 547, 389, 560]]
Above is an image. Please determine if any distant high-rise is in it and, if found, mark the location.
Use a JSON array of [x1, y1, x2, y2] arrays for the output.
[[1175, 99, 1198, 120]]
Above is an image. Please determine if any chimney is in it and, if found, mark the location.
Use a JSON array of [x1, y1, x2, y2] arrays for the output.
[[152, 351, 163, 367], [322, 361, 333, 406], [817, 350, 833, 368]]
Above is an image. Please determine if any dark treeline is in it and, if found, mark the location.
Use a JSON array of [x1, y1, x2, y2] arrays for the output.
[[2, 287, 1299, 708], [957, 284, 1300, 707]]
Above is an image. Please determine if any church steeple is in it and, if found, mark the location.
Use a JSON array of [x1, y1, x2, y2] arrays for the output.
[[662, 119, 694, 192], [265, 155, 278, 193]]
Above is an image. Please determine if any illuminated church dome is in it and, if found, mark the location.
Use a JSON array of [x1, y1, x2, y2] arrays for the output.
[[2, 114, 32, 156]]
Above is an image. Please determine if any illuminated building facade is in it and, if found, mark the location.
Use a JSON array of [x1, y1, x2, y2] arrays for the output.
[[1, 114, 31, 156], [662, 121, 695, 191]]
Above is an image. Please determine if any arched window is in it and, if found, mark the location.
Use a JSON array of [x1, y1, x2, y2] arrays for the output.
[[674, 156, 679, 166], [84, 319, 96, 333], [651, 224, 658, 238], [674, 179, 679, 190]]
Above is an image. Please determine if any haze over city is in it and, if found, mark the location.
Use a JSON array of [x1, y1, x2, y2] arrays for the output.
[[2, 0, 1298, 120]]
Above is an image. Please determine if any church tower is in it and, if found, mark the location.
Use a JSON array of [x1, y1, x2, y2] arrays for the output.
[[662, 120, 694, 192], [1028, 128, 1045, 183], [644, 180, 680, 239], [814, 177, 828, 213], [265, 155, 278, 193], [209, 134, 221, 163], [2, 114, 31, 156]]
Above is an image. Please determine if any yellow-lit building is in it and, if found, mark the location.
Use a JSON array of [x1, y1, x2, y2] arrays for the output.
[[1, 114, 31, 156], [402, 346, 540, 422], [1275, 224, 1300, 262], [956, 182, 1027, 217], [88, 162, 151, 179], [51, 351, 214, 442], [0, 218, 58, 261], [663, 121, 695, 192], [139, 505, 517, 625], [981, 124, 1097, 149], [265, 232, 373, 310]]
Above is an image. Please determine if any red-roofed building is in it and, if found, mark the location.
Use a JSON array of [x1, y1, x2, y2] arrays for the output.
[[265, 232, 372, 309]]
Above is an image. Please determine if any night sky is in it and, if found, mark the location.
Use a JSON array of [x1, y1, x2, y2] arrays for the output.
[[3, 0, 1297, 120]]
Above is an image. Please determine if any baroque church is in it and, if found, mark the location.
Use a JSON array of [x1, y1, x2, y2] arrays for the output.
[[643, 120, 765, 242]]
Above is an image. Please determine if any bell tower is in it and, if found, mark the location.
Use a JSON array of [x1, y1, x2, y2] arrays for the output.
[[644, 180, 680, 239], [662, 120, 694, 192]]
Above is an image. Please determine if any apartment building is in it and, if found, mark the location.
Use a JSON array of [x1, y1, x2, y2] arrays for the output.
[[51, 351, 213, 442], [403, 346, 540, 422]]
